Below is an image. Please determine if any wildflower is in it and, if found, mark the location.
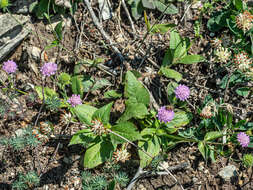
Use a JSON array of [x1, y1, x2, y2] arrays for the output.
[[157, 106, 174, 123], [175, 84, 190, 101], [67, 94, 82, 107], [236, 11, 253, 32], [233, 52, 252, 71], [237, 132, 250, 148], [91, 119, 107, 135], [215, 46, 231, 63], [2, 60, 17, 74], [200, 105, 212, 119], [40, 62, 57, 77], [113, 148, 130, 163]]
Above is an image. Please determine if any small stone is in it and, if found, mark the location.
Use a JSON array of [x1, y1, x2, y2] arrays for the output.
[[15, 129, 26, 137], [218, 165, 237, 181], [28, 46, 41, 61]]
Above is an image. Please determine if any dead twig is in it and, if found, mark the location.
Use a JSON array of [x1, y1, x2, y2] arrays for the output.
[[83, 0, 124, 62], [121, 0, 136, 36]]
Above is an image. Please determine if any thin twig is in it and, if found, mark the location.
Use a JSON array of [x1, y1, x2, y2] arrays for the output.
[[121, 0, 136, 35], [83, 0, 124, 62]]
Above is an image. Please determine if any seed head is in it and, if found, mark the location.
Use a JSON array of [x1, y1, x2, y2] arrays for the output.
[[2, 60, 17, 74], [175, 84, 190, 101], [40, 62, 57, 77], [91, 119, 107, 135], [215, 46, 231, 63], [113, 148, 130, 163], [157, 106, 174, 123], [233, 52, 252, 71], [200, 105, 212, 119], [236, 11, 253, 32], [67, 94, 82, 107], [237, 132, 250, 148]]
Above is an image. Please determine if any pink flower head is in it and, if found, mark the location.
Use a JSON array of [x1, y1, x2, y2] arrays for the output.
[[157, 106, 174, 123], [237, 132, 250, 148], [2, 60, 17, 74], [175, 84, 190, 101], [40, 62, 57, 77], [67, 94, 82, 107]]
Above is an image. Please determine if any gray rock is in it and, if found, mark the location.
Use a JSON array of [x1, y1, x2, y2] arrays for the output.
[[27, 46, 41, 61], [218, 165, 237, 181], [0, 14, 30, 61]]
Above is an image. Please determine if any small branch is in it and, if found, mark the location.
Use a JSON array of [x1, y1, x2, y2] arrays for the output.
[[83, 0, 124, 62], [126, 167, 143, 190], [121, 0, 136, 35]]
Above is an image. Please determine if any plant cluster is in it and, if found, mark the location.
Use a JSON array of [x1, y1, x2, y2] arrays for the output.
[[12, 171, 40, 190]]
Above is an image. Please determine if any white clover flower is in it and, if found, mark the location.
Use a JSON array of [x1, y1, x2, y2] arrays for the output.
[[215, 46, 231, 63], [236, 11, 253, 32]]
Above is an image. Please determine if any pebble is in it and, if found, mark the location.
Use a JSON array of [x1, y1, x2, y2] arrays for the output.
[[218, 165, 237, 181]]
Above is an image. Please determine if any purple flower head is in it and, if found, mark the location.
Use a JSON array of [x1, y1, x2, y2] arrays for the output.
[[2, 60, 17, 74], [157, 106, 174, 123], [67, 94, 82, 107], [40, 62, 57, 77], [237, 132, 250, 148], [175, 84, 190, 101]]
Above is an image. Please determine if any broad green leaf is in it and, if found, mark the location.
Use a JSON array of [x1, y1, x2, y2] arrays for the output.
[[69, 129, 95, 146], [233, 0, 243, 11], [124, 71, 150, 106], [165, 111, 192, 128], [130, 0, 143, 20], [198, 141, 206, 159], [141, 128, 156, 137], [142, 0, 155, 9], [110, 122, 141, 144], [169, 30, 181, 51], [74, 104, 97, 125], [35, 86, 58, 100], [138, 135, 160, 168], [92, 102, 113, 124], [204, 131, 223, 141], [71, 76, 83, 98], [177, 55, 205, 64], [150, 23, 175, 34], [104, 90, 122, 99], [58, 73, 71, 86], [159, 66, 182, 82], [54, 21, 63, 41], [236, 87, 250, 97], [155, 1, 178, 14], [92, 78, 112, 91], [117, 103, 148, 123], [162, 49, 173, 67], [84, 141, 114, 168]]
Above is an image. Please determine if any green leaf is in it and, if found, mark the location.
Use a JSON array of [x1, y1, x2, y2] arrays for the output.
[[124, 71, 150, 106], [108, 180, 116, 190], [35, 86, 58, 100], [84, 141, 114, 168], [117, 103, 148, 123], [71, 76, 83, 98], [236, 87, 250, 97], [73, 104, 97, 125], [130, 0, 143, 20], [141, 128, 156, 137], [198, 141, 206, 159], [159, 66, 182, 82], [177, 55, 205, 64], [204, 131, 223, 141], [54, 21, 63, 41], [170, 30, 181, 51], [155, 1, 178, 14], [165, 111, 192, 128], [162, 49, 173, 67], [58, 73, 71, 86], [144, 10, 151, 31], [233, 0, 243, 11], [110, 122, 141, 144], [69, 129, 95, 146], [92, 102, 113, 124], [142, 0, 155, 9], [150, 23, 175, 34], [104, 90, 122, 99], [92, 78, 112, 91], [138, 135, 160, 168]]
